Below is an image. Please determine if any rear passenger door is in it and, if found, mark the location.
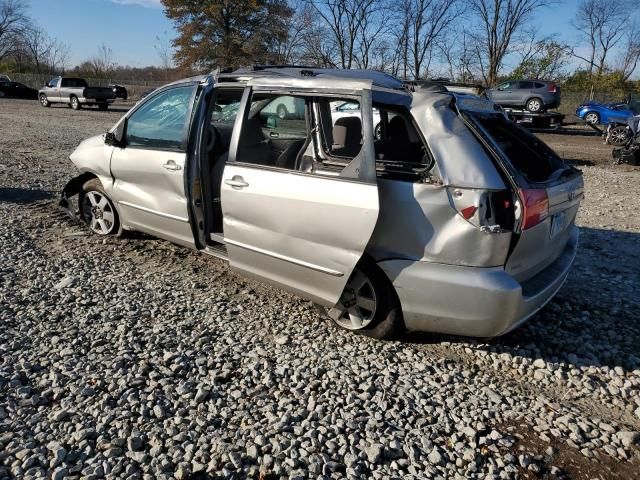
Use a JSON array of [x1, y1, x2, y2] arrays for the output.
[[221, 87, 380, 306]]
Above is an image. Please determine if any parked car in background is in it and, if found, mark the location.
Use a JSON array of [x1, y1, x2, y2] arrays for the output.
[[39, 77, 116, 110], [0, 81, 38, 100], [485, 80, 560, 112], [109, 84, 128, 100], [60, 67, 583, 340], [261, 95, 305, 119], [575, 100, 638, 125], [331, 101, 381, 137]]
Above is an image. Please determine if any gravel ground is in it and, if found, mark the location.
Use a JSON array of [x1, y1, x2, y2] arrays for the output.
[[1, 99, 639, 480]]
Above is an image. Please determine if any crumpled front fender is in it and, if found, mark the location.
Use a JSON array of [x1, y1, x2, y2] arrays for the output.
[[59, 173, 95, 220]]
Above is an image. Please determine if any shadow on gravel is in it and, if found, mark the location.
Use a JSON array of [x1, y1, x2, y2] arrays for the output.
[[401, 227, 640, 372], [0, 187, 52, 204], [564, 158, 596, 167]]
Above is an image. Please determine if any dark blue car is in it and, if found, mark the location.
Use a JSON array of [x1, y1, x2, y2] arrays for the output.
[[576, 101, 636, 125]]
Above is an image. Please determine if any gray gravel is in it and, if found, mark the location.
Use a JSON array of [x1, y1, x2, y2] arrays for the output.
[[1, 99, 639, 479]]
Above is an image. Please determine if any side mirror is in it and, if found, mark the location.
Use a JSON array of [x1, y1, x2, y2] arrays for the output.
[[106, 119, 127, 147]]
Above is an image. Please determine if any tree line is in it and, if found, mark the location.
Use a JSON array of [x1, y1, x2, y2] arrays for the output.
[[1, 0, 639, 92], [161, 0, 640, 91]]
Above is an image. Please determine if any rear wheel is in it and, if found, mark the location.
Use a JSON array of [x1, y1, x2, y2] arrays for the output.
[[39, 94, 50, 107], [526, 97, 543, 112], [584, 111, 600, 125], [79, 179, 120, 236], [327, 257, 402, 339], [70, 95, 81, 110]]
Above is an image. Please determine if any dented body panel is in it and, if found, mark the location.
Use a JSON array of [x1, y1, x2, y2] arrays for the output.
[[368, 180, 512, 267]]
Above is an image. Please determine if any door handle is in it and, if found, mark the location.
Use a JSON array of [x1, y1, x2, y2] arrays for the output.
[[224, 176, 249, 189], [162, 160, 182, 171]]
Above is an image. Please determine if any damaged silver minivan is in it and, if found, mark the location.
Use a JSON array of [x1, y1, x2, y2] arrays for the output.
[[61, 67, 583, 339]]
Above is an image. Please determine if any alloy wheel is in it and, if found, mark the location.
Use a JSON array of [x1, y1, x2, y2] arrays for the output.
[[608, 126, 629, 146], [328, 269, 378, 330], [585, 113, 599, 125], [81, 191, 116, 235], [527, 99, 542, 112]]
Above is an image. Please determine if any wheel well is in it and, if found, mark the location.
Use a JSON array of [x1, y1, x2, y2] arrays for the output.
[[61, 172, 98, 199]]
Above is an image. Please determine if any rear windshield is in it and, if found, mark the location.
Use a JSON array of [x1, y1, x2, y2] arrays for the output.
[[468, 113, 565, 183]]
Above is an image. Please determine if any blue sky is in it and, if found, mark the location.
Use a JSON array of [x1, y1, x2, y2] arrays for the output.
[[27, 0, 586, 70], [28, 0, 172, 67]]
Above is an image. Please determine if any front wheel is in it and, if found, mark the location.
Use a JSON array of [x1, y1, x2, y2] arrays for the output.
[[327, 257, 402, 339], [39, 94, 50, 107], [526, 97, 543, 112], [79, 179, 120, 235], [584, 112, 600, 125]]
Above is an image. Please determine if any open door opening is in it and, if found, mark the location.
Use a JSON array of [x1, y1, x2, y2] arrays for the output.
[[195, 86, 246, 254]]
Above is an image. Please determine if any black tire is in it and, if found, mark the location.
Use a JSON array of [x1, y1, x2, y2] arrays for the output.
[[584, 111, 600, 125], [39, 94, 50, 107], [98, 103, 108, 111], [374, 122, 382, 140], [607, 125, 630, 146], [327, 256, 402, 339], [70, 95, 81, 110], [526, 97, 544, 112], [276, 104, 288, 119], [79, 179, 120, 236]]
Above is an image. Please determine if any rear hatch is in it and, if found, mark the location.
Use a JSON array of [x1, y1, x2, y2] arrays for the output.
[[456, 97, 583, 282]]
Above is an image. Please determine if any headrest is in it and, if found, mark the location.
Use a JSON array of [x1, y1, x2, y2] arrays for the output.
[[388, 115, 410, 142], [333, 116, 362, 147], [241, 117, 264, 145]]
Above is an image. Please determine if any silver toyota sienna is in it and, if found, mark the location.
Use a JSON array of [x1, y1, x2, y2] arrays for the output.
[[60, 67, 584, 339]]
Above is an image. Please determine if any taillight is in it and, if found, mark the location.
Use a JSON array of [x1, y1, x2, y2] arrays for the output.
[[547, 83, 557, 93], [520, 189, 549, 229]]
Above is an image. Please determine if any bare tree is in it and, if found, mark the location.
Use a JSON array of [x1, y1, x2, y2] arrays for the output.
[[154, 32, 174, 80], [313, 0, 381, 69], [47, 39, 71, 74], [21, 25, 50, 74], [406, 0, 461, 79], [0, 0, 29, 61], [273, 1, 311, 64], [467, 0, 553, 86], [438, 30, 478, 82], [572, 0, 637, 76], [617, 22, 640, 80], [90, 44, 115, 78], [353, 3, 389, 69]]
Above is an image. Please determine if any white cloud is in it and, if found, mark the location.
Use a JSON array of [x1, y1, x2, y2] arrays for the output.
[[110, 0, 163, 8]]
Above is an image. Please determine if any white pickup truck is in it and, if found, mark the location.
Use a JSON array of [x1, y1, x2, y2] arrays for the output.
[[38, 77, 116, 110]]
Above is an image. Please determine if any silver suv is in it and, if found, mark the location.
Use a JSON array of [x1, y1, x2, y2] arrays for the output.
[[60, 67, 583, 339], [485, 80, 561, 112]]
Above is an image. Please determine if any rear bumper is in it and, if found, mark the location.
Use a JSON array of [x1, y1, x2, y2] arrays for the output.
[[378, 227, 579, 337]]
